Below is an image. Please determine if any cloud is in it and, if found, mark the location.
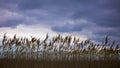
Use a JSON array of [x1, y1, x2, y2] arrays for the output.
[[0, 24, 88, 44], [18, 0, 72, 10], [70, 0, 120, 41], [72, 0, 120, 28], [0, 19, 24, 27], [0, 24, 56, 39], [51, 19, 94, 32], [0, 0, 19, 11], [0, 0, 120, 42], [18, 0, 42, 10], [0, 9, 26, 27]]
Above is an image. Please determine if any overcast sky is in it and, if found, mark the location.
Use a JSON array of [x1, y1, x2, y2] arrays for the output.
[[0, 0, 120, 42]]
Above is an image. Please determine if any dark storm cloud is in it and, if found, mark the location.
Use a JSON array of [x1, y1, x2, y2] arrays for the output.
[[69, 0, 120, 40], [0, 0, 18, 3], [51, 22, 84, 32], [0, 19, 24, 27], [72, 0, 120, 28], [51, 19, 94, 32], [94, 28, 120, 37], [1, 0, 120, 28], [0, 0, 120, 41], [18, 0, 42, 10], [17, 0, 98, 10], [0, 0, 19, 9], [17, 0, 120, 37]]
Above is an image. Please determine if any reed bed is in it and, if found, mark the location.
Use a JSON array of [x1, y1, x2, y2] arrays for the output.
[[0, 33, 120, 61]]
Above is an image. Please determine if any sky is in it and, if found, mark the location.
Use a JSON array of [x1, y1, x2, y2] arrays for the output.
[[0, 0, 120, 43]]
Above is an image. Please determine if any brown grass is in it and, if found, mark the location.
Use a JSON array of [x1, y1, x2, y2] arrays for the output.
[[0, 58, 120, 68], [0, 34, 120, 68]]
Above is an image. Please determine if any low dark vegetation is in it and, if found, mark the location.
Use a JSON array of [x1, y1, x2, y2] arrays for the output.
[[0, 58, 120, 68]]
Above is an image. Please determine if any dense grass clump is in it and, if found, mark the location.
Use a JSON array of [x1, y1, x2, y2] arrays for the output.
[[0, 33, 120, 60], [0, 33, 120, 68]]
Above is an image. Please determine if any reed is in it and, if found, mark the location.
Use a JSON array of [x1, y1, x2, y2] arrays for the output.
[[0, 33, 120, 61]]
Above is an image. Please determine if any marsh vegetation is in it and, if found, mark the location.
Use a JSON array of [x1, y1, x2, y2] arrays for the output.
[[0, 33, 120, 61]]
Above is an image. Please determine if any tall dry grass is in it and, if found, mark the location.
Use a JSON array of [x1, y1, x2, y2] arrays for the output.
[[0, 33, 120, 61]]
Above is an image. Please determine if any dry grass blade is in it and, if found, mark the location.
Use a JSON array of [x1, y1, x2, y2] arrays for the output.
[[104, 36, 109, 45]]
